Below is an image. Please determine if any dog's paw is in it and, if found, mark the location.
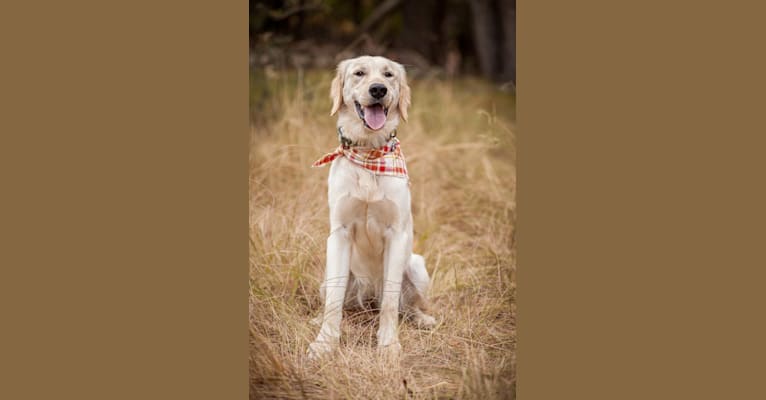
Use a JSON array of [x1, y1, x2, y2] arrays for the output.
[[415, 313, 437, 330], [307, 340, 337, 360], [377, 341, 402, 361]]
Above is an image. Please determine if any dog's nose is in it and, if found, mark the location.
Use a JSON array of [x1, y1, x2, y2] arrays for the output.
[[369, 83, 387, 99]]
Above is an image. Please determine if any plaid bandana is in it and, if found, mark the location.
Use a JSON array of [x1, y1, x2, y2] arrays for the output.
[[312, 130, 409, 179]]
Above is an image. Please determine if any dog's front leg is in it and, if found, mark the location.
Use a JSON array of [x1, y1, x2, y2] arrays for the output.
[[308, 225, 351, 359], [377, 230, 409, 357]]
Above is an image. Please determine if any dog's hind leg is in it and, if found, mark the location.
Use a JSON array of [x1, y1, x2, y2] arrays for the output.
[[402, 253, 437, 329]]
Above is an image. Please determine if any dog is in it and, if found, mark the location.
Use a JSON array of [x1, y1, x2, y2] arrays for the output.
[[308, 56, 436, 359]]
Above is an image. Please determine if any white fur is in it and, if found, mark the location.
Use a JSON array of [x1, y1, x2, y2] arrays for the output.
[[308, 56, 435, 359]]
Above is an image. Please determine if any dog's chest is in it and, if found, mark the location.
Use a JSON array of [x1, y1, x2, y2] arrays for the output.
[[336, 173, 399, 229], [332, 169, 400, 254]]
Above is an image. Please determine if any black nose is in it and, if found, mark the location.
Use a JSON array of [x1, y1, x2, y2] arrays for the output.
[[369, 83, 387, 99]]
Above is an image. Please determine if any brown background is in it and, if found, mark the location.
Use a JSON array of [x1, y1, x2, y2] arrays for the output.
[[2, 0, 765, 399]]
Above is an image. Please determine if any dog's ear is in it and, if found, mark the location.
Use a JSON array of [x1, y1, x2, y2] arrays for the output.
[[330, 60, 348, 116], [397, 64, 411, 122]]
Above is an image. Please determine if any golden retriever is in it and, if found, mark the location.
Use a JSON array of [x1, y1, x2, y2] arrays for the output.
[[308, 56, 436, 359]]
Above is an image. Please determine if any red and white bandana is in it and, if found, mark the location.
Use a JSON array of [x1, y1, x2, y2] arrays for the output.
[[312, 136, 409, 179]]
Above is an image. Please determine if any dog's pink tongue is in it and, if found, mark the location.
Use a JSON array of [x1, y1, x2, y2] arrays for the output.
[[363, 105, 386, 130]]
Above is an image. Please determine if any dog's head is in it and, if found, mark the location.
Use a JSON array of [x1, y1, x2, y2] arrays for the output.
[[330, 56, 411, 144]]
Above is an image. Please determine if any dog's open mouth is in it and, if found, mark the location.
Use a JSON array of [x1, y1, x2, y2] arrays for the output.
[[355, 101, 389, 131]]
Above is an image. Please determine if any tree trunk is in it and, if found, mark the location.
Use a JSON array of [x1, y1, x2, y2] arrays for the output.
[[499, 0, 516, 83], [469, 0, 516, 83], [469, 0, 499, 80], [398, 0, 441, 61]]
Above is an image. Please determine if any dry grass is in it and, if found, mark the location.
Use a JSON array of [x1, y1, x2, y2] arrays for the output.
[[249, 69, 516, 399]]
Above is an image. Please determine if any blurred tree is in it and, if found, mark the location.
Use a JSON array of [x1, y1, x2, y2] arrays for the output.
[[249, 0, 515, 84], [397, 0, 441, 62], [469, 0, 515, 83]]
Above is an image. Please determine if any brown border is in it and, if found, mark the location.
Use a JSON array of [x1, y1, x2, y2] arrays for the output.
[[519, 0, 766, 399], [4, 0, 766, 399], [1, 1, 248, 399]]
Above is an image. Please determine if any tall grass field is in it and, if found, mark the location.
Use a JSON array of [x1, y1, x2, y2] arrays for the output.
[[250, 69, 516, 399]]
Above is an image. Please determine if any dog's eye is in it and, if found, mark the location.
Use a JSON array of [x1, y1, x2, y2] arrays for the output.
[[384, 72, 393, 78], [354, 71, 365, 76]]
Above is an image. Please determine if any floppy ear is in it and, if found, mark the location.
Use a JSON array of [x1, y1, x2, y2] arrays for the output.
[[330, 61, 347, 116], [397, 65, 411, 122]]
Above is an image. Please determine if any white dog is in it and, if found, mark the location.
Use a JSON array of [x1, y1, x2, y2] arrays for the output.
[[308, 56, 436, 359]]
